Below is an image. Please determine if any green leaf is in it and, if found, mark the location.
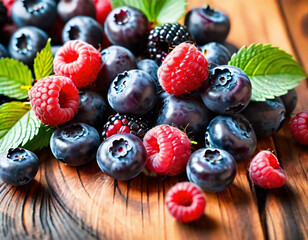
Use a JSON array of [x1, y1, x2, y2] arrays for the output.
[[0, 102, 41, 154], [111, 0, 187, 26], [0, 58, 33, 99], [34, 39, 53, 80], [23, 124, 54, 152], [228, 43, 307, 101]]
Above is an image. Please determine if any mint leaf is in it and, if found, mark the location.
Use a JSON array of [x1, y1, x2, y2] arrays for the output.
[[34, 39, 53, 80], [23, 124, 54, 152], [228, 43, 307, 101], [0, 58, 33, 99], [0, 102, 41, 154], [111, 0, 187, 26], [155, 0, 187, 25]]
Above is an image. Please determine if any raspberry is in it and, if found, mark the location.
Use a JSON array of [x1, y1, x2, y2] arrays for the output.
[[143, 125, 191, 176], [158, 42, 208, 96], [53, 40, 101, 88], [165, 182, 206, 223], [249, 150, 287, 189], [29, 75, 79, 126], [147, 23, 195, 64], [102, 113, 149, 140], [289, 110, 308, 145]]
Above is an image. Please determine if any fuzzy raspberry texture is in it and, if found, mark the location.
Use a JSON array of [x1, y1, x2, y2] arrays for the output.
[[289, 110, 308, 145], [53, 40, 101, 88], [158, 42, 208, 96], [249, 150, 287, 189], [143, 125, 191, 176], [165, 182, 206, 223], [29, 76, 79, 126]]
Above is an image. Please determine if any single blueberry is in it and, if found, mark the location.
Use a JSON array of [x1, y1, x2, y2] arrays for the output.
[[205, 114, 257, 162], [96, 133, 147, 180], [0, 148, 39, 186], [187, 147, 237, 192], [50, 123, 100, 166]]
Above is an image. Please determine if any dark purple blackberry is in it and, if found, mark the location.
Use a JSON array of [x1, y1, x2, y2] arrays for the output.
[[102, 113, 149, 140], [147, 23, 195, 64], [0, 2, 8, 29]]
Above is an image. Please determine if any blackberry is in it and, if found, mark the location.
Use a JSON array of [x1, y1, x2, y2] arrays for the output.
[[147, 23, 195, 64], [0, 2, 8, 29], [102, 113, 149, 140]]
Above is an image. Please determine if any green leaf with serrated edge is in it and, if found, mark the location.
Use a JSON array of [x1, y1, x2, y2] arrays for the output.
[[156, 0, 187, 25], [228, 43, 307, 101], [0, 58, 32, 99], [0, 102, 41, 154], [34, 39, 53, 80], [23, 124, 54, 152], [111, 0, 187, 26]]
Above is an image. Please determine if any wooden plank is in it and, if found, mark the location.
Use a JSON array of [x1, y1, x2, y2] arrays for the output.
[[0, 0, 307, 239], [278, 0, 308, 74]]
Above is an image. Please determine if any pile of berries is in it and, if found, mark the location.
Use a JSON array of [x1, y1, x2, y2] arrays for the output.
[[0, 1, 305, 223]]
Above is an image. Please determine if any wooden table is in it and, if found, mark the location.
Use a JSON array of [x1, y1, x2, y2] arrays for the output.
[[1, 0, 307, 239]]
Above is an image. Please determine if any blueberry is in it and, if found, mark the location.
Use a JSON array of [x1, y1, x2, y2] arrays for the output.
[[200, 42, 231, 69], [0, 148, 39, 186], [0, 43, 9, 58], [186, 147, 237, 192], [62, 16, 104, 49], [205, 114, 257, 162], [184, 5, 230, 45], [95, 45, 137, 96], [11, 0, 57, 30], [156, 93, 214, 140], [68, 90, 108, 130], [108, 70, 157, 116], [57, 0, 96, 23], [137, 59, 161, 91], [96, 133, 147, 180], [8, 26, 48, 67], [222, 41, 239, 56], [200, 65, 251, 115], [104, 6, 149, 53], [241, 98, 286, 139], [280, 89, 297, 116], [50, 123, 100, 166]]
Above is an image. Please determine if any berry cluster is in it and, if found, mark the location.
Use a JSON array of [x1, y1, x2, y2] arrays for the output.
[[1, 1, 303, 224]]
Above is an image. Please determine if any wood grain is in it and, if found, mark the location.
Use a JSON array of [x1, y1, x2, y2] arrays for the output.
[[0, 0, 307, 239]]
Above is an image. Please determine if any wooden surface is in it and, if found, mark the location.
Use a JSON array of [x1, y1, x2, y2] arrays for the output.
[[1, 0, 308, 239]]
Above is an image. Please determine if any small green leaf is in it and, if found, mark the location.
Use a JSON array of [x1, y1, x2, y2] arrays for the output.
[[23, 124, 54, 152], [156, 0, 187, 25], [228, 43, 307, 101], [0, 102, 41, 154], [111, 0, 187, 26], [0, 58, 33, 99], [34, 39, 53, 80]]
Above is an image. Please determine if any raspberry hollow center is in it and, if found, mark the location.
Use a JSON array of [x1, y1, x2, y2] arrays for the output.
[[173, 191, 193, 206], [63, 50, 79, 64], [58, 86, 76, 109]]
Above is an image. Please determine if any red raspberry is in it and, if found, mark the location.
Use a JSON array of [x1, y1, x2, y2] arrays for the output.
[[289, 110, 308, 145], [29, 76, 79, 126], [165, 182, 206, 223], [143, 125, 191, 176], [53, 40, 101, 88], [249, 150, 287, 189], [158, 42, 208, 96]]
